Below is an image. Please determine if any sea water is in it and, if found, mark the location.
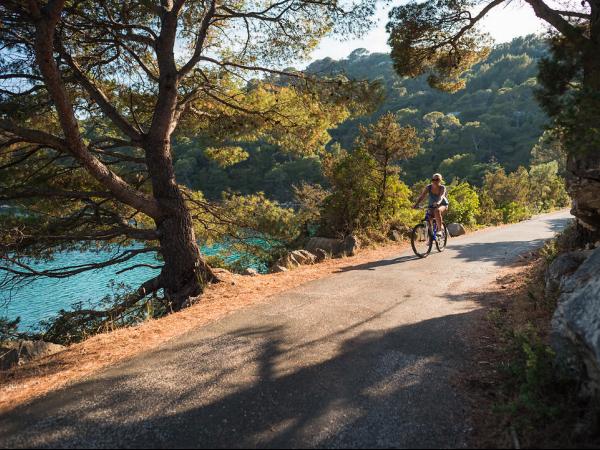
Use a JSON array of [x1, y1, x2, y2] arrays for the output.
[[1, 242, 266, 332]]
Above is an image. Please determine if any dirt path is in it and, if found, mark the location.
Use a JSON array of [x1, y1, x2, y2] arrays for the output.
[[0, 211, 572, 448]]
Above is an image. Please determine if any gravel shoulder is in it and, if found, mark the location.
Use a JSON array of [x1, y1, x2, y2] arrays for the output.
[[0, 211, 572, 448]]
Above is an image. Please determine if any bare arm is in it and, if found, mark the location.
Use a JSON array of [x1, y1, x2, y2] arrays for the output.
[[413, 187, 428, 208]]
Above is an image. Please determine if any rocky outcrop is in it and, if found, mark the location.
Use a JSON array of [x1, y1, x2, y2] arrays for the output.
[[1, 340, 66, 370], [545, 250, 592, 298], [447, 223, 466, 237], [304, 235, 360, 257], [551, 246, 600, 397]]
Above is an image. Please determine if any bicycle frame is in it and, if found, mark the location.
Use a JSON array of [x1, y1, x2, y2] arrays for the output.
[[423, 207, 438, 236]]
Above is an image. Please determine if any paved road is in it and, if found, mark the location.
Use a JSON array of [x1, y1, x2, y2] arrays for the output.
[[0, 211, 572, 449]]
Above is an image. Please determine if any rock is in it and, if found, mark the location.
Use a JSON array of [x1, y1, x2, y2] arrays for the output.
[[271, 265, 288, 273], [0, 347, 19, 371], [447, 223, 466, 237], [389, 229, 403, 242], [212, 268, 231, 275], [274, 250, 317, 271], [0, 340, 65, 371], [545, 250, 592, 298], [305, 237, 343, 255], [342, 235, 360, 256], [390, 225, 412, 240], [314, 248, 329, 263], [242, 268, 259, 276], [551, 246, 600, 398], [290, 250, 316, 265], [304, 235, 360, 257], [275, 253, 300, 270]]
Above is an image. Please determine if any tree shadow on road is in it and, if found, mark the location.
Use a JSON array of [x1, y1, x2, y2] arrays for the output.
[[0, 311, 477, 449], [337, 254, 419, 272]]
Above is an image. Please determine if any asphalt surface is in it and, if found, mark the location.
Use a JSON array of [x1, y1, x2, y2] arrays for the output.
[[0, 211, 572, 449]]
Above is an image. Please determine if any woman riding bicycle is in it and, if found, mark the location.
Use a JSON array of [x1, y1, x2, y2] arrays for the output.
[[413, 173, 449, 236]]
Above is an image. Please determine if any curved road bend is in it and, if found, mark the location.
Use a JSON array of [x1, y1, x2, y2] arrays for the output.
[[0, 210, 572, 449]]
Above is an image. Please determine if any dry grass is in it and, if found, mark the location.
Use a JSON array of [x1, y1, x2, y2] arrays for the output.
[[0, 241, 408, 414], [462, 249, 595, 449], [462, 253, 546, 448]]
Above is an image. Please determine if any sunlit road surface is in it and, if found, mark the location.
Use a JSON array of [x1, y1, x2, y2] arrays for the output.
[[0, 210, 572, 449]]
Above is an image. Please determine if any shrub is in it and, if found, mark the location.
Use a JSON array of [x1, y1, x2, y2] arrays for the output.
[[502, 201, 532, 223], [320, 147, 416, 236], [529, 161, 570, 213], [446, 181, 480, 225]]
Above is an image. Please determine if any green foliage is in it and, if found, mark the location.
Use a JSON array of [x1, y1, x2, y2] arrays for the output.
[[204, 146, 249, 168], [530, 129, 566, 174], [480, 167, 532, 224], [292, 182, 329, 235], [320, 146, 415, 236], [445, 181, 480, 226], [220, 192, 301, 245], [320, 147, 380, 235], [386, 0, 491, 92], [529, 161, 570, 213], [501, 201, 532, 224], [308, 36, 551, 185], [497, 324, 580, 434]]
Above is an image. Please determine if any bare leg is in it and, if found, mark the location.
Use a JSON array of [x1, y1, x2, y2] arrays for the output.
[[436, 206, 447, 227], [434, 208, 442, 232]]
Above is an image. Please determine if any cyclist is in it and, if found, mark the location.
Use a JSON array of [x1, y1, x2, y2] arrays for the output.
[[412, 173, 449, 237]]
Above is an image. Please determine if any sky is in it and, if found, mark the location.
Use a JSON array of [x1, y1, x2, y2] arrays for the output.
[[306, 1, 548, 64]]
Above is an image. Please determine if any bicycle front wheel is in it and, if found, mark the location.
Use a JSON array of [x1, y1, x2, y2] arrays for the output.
[[435, 223, 448, 252], [411, 223, 432, 258]]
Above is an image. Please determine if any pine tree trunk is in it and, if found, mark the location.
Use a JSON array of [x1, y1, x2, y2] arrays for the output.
[[146, 138, 216, 311], [567, 40, 600, 238]]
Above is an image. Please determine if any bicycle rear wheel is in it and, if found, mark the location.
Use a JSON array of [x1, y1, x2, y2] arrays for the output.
[[435, 223, 448, 252], [411, 223, 432, 258]]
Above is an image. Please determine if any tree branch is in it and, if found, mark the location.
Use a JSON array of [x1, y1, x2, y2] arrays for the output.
[[178, 0, 217, 78], [58, 47, 144, 142], [525, 0, 588, 44]]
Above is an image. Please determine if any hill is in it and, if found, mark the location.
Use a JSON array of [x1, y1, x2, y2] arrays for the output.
[[174, 35, 550, 199]]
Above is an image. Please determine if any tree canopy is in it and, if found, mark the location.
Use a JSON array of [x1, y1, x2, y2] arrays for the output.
[[0, 0, 380, 318]]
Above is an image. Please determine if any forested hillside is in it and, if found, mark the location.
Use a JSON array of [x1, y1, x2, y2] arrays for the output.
[[174, 35, 551, 200], [312, 35, 549, 184]]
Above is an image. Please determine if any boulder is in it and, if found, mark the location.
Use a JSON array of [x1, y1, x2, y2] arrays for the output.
[[551, 246, 600, 398], [271, 265, 288, 273], [545, 250, 591, 298], [305, 235, 360, 257], [447, 223, 466, 237], [389, 229, 403, 242], [290, 250, 316, 265], [0, 340, 66, 371], [212, 268, 232, 275], [314, 248, 329, 263], [274, 250, 317, 271], [242, 268, 259, 276], [342, 235, 360, 256], [305, 237, 342, 255], [275, 253, 300, 270]]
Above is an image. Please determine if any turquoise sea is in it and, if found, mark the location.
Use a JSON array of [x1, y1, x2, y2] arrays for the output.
[[1, 243, 264, 332]]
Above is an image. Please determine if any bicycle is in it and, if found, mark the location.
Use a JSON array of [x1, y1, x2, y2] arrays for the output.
[[410, 205, 448, 258]]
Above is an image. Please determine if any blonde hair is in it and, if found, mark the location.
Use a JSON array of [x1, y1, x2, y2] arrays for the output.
[[432, 173, 443, 182]]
